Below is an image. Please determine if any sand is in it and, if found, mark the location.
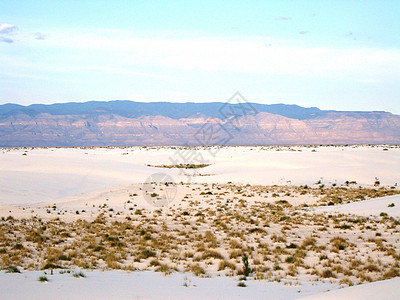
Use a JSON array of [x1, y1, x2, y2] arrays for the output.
[[1, 145, 399, 206]]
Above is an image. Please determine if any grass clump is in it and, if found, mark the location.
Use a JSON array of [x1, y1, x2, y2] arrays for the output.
[[189, 264, 205, 276], [156, 264, 171, 274], [149, 164, 211, 169], [218, 260, 236, 271], [201, 250, 224, 260]]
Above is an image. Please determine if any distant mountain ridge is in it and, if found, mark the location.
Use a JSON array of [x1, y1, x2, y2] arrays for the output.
[[0, 100, 324, 120], [0, 100, 399, 146]]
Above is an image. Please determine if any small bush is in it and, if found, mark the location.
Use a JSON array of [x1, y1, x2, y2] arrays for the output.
[[242, 253, 251, 277], [339, 277, 353, 286], [321, 269, 336, 278], [73, 271, 86, 278], [94, 245, 103, 252], [140, 249, 156, 259], [156, 264, 171, 274], [229, 250, 242, 259], [218, 260, 236, 271], [149, 259, 160, 267], [189, 264, 205, 276], [38, 276, 48, 282], [285, 256, 294, 263], [301, 237, 316, 248], [6, 266, 20, 273]]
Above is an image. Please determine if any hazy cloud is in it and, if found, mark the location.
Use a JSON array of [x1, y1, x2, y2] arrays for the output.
[[275, 16, 292, 21], [0, 23, 18, 43], [0, 36, 13, 43], [47, 33, 400, 78], [34, 32, 46, 40], [0, 23, 17, 34], [299, 31, 308, 35]]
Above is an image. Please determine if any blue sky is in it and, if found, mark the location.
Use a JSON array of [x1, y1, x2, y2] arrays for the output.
[[1, 0, 400, 113]]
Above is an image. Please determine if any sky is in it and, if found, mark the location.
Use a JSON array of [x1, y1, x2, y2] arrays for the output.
[[1, 0, 400, 113]]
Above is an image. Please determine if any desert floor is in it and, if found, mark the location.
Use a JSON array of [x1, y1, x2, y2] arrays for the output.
[[0, 145, 399, 299]]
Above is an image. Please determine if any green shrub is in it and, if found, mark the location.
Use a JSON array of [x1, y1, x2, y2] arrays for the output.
[[6, 266, 20, 273], [285, 256, 294, 263], [140, 249, 156, 259], [242, 253, 251, 277], [73, 271, 86, 278]]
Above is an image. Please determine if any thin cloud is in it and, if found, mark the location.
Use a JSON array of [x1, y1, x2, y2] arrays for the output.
[[275, 16, 292, 21], [299, 31, 308, 35], [47, 33, 400, 78], [0, 23, 18, 43], [0, 36, 13, 43], [0, 23, 17, 34], [34, 32, 46, 40]]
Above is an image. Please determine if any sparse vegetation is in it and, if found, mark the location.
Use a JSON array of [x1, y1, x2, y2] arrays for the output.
[[147, 164, 211, 169], [0, 181, 399, 287]]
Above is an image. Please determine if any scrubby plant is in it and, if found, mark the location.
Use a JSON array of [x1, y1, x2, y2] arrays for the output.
[[242, 253, 251, 277], [321, 269, 336, 278], [6, 266, 20, 273], [73, 271, 86, 278], [188, 263, 205, 276], [218, 260, 236, 271], [237, 281, 247, 287]]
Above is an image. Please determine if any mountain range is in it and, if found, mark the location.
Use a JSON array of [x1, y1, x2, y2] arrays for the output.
[[0, 100, 399, 146]]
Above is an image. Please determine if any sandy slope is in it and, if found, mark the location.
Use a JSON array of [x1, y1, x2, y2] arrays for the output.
[[314, 194, 400, 218], [300, 277, 400, 300], [0, 270, 338, 300]]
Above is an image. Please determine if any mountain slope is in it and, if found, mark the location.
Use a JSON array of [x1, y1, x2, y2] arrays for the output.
[[0, 101, 399, 146]]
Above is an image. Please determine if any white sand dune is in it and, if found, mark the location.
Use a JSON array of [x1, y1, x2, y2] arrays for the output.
[[1, 145, 399, 205], [0, 270, 339, 300], [314, 194, 400, 218], [300, 277, 400, 300]]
